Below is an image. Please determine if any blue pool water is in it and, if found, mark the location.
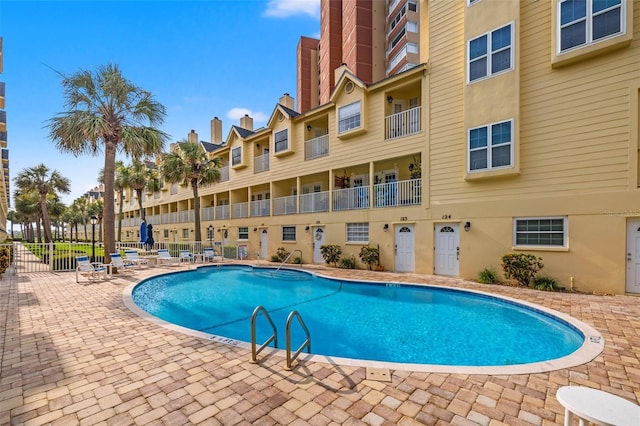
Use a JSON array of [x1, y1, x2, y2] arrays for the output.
[[132, 265, 584, 366]]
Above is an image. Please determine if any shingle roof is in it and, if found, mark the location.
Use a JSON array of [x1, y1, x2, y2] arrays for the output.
[[201, 141, 225, 153], [232, 125, 255, 138], [279, 104, 300, 118]]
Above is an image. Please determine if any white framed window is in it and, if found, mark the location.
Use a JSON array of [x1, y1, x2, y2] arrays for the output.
[[346, 223, 369, 243], [274, 129, 288, 152], [558, 0, 624, 53], [468, 23, 513, 82], [170, 183, 178, 195], [338, 101, 361, 133], [182, 229, 189, 239], [163, 229, 169, 238], [467, 0, 482, 5], [282, 226, 296, 241], [468, 119, 513, 172], [514, 217, 567, 247], [232, 146, 242, 166], [238, 227, 249, 240]]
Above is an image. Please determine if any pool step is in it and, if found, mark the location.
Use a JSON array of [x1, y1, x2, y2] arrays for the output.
[[253, 269, 312, 281]]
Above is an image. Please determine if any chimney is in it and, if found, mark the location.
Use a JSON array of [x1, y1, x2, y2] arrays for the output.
[[279, 93, 295, 110], [239, 114, 253, 131], [211, 117, 222, 144], [188, 129, 198, 143]]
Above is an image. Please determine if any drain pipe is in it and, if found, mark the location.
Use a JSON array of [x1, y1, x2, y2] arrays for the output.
[[569, 276, 574, 291]]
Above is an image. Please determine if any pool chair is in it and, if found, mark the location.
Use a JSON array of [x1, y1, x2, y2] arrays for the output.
[[75, 255, 108, 283], [108, 253, 136, 275], [179, 250, 195, 264], [203, 247, 223, 263], [157, 249, 180, 266], [124, 250, 149, 268]]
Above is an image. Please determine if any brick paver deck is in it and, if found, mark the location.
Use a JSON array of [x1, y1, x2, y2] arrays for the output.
[[1, 263, 639, 425]]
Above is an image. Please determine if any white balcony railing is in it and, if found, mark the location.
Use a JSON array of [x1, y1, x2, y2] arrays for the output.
[[202, 206, 214, 221], [272, 195, 297, 216], [250, 199, 270, 217], [385, 106, 421, 140], [374, 179, 421, 208], [232, 202, 248, 218], [254, 154, 269, 173], [332, 187, 370, 211], [179, 209, 194, 223], [304, 134, 329, 160], [300, 191, 329, 213], [215, 205, 230, 220], [160, 212, 178, 224]]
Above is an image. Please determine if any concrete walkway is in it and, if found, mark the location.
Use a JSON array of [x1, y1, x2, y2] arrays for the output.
[[1, 263, 639, 425]]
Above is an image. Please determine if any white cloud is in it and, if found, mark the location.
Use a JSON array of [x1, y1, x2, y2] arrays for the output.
[[227, 108, 268, 123], [263, 0, 320, 18]]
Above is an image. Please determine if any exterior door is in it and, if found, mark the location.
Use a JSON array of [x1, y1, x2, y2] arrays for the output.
[[395, 224, 415, 272], [259, 229, 268, 260], [313, 227, 325, 264], [626, 219, 640, 293], [434, 223, 460, 276]]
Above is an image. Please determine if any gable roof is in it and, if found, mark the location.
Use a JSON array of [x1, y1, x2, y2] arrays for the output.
[[329, 67, 367, 104], [201, 141, 225, 153]]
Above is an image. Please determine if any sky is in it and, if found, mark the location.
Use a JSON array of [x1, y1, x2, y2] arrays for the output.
[[0, 0, 321, 206]]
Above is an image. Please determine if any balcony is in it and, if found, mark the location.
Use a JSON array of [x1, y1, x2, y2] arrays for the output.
[[250, 199, 270, 217], [333, 187, 370, 211], [273, 195, 297, 216], [218, 165, 229, 182], [232, 202, 248, 218], [304, 134, 329, 160], [215, 205, 230, 220], [178, 209, 194, 223], [300, 191, 329, 213], [373, 178, 421, 208], [254, 153, 269, 173], [202, 206, 214, 221], [385, 106, 421, 140], [161, 212, 178, 224]]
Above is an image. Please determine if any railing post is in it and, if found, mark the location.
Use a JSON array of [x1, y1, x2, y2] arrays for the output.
[[48, 241, 54, 272]]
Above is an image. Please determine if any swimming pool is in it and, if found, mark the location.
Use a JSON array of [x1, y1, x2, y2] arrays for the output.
[[126, 265, 604, 374]]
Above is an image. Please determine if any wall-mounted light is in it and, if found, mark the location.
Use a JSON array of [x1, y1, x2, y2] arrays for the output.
[[464, 221, 471, 232], [256, 143, 260, 149], [305, 225, 310, 231], [383, 224, 389, 231], [306, 124, 312, 132], [387, 95, 393, 104], [409, 163, 415, 172], [253, 228, 258, 232]]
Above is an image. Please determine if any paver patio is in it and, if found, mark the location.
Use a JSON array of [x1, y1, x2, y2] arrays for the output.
[[1, 262, 639, 425]]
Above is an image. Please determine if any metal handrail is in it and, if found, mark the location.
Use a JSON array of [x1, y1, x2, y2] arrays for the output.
[[285, 310, 311, 370], [249, 305, 278, 363], [275, 249, 302, 273]]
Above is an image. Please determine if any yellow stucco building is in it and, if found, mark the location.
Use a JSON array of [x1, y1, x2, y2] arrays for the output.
[[118, 0, 640, 295], [0, 37, 9, 241]]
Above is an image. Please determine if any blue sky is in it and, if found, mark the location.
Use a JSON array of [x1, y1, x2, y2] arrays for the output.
[[0, 0, 320, 205]]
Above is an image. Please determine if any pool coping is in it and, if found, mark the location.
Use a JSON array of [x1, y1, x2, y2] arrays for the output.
[[122, 264, 604, 375]]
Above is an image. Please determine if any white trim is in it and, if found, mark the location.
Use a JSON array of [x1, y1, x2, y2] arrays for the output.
[[467, 22, 514, 84], [513, 216, 568, 248], [467, 119, 514, 173]]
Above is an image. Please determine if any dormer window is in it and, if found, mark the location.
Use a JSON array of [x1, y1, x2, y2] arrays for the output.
[[338, 101, 361, 133], [274, 129, 289, 153], [232, 146, 242, 166]]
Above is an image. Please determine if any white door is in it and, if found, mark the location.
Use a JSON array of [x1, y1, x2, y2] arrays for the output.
[[259, 229, 268, 260], [313, 227, 325, 264], [626, 219, 640, 293], [435, 223, 459, 276], [395, 225, 415, 272]]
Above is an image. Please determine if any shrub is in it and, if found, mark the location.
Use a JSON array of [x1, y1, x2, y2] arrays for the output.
[[501, 253, 543, 287], [533, 276, 559, 292], [478, 267, 498, 284], [358, 246, 380, 270], [0, 247, 10, 274], [320, 244, 342, 267], [272, 247, 290, 262], [292, 256, 302, 264], [339, 256, 356, 269]]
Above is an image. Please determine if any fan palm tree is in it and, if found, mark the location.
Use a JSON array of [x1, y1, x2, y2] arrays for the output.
[[160, 140, 222, 242], [14, 190, 41, 242], [99, 161, 129, 242], [127, 159, 161, 222], [13, 164, 71, 243], [7, 210, 17, 240], [47, 63, 168, 262], [88, 199, 104, 242]]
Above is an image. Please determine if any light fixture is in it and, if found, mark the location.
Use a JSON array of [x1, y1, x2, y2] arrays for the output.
[[464, 222, 471, 232], [256, 143, 260, 149], [306, 124, 312, 132], [409, 163, 414, 172], [387, 95, 393, 103], [305, 225, 310, 231], [383, 224, 389, 231], [253, 228, 258, 232], [89, 215, 98, 226]]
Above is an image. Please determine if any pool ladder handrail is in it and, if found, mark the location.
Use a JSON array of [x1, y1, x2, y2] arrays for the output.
[[285, 310, 311, 370], [249, 305, 278, 363], [275, 249, 302, 273]]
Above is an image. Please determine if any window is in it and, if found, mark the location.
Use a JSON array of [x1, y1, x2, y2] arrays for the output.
[[274, 129, 288, 152], [282, 226, 296, 241], [346, 223, 369, 243], [182, 229, 189, 239], [170, 183, 178, 195], [238, 227, 249, 240], [232, 146, 242, 166], [559, 0, 624, 53], [514, 217, 567, 247], [338, 101, 361, 133], [468, 23, 513, 82], [164, 229, 169, 238], [468, 120, 513, 172]]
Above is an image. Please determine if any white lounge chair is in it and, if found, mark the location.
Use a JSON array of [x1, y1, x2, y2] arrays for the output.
[[76, 255, 108, 283], [179, 250, 195, 264], [108, 253, 136, 275], [157, 249, 180, 266], [203, 247, 223, 262], [124, 250, 149, 267]]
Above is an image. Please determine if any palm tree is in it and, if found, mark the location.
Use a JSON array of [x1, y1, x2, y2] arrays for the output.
[[88, 199, 104, 242], [6, 210, 17, 240], [99, 161, 129, 242], [14, 190, 41, 242], [126, 159, 161, 222], [160, 140, 222, 242], [72, 197, 90, 241], [13, 164, 71, 243], [47, 63, 168, 262], [47, 194, 66, 241]]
